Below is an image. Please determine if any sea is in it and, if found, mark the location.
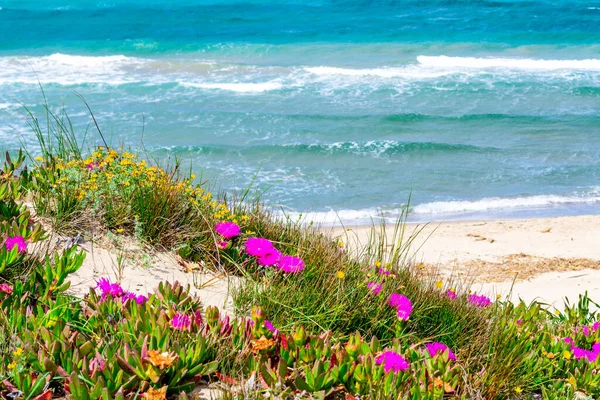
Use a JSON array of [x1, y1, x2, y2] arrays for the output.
[[1, 0, 600, 224]]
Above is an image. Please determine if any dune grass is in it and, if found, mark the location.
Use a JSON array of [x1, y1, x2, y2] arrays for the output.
[[1, 104, 600, 399]]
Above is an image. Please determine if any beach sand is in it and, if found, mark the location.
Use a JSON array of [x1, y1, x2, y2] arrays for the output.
[[57, 214, 600, 312], [326, 214, 600, 307]]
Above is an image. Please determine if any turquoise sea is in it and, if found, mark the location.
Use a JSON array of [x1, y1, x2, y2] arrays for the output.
[[1, 0, 600, 223]]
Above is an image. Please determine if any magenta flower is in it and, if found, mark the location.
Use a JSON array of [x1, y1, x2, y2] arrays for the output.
[[425, 342, 456, 360], [245, 238, 275, 257], [572, 343, 600, 362], [4, 236, 27, 254], [171, 313, 191, 330], [264, 319, 279, 335], [96, 278, 124, 299], [0, 284, 13, 294], [378, 267, 391, 276], [278, 255, 306, 273], [258, 248, 282, 267], [446, 290, 457, 300], [217, 241, 228, 249], [375, 351, 409, 374], [85, 161, 99, 170], [367, 281, 382, 295], [563, 337, 574, 346], [215, 222, 241, 239], [389, 293, 413, 321], [123, 292, 148, 305], [594, 322, 600, 332], [580, 326, 591, 337], [193, 310, 203, 327], [468, 294, 492, 307]]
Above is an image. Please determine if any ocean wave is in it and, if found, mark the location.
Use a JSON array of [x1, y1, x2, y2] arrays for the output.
[[155, 140, 494, 157], [417, 55, 600, 71], [179, 81, 283, 93], [412, 194, 600, 215], [0, 53, 147, 85], [305, 66, 455, 79]]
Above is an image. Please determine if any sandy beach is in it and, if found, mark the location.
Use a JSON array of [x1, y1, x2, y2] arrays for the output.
[[326, 214, 600, 307], [58, 214, 600, 312]]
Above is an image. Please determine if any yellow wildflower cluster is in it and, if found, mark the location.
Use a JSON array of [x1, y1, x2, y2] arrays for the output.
[[43, 147, 233, 220]]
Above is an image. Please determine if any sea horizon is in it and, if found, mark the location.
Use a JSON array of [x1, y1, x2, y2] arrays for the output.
[[1, 0, 600, 223]]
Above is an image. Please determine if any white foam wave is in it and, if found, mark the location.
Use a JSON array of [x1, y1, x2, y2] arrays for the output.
[[275, 208, 393, 225], [0, 53, 147, 85], [179, 81, 283, 92], [413, 194, 600, 215], [305, 66, 454, 79], [417, 55, 600, 71]]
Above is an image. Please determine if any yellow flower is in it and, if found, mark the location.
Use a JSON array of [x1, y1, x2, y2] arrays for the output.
[[563, 350, 571, 360], [338, 241, 344, 247], [375, 261, 382, 267], [418, 263, 424, 269], [116, 228, 124, 234], [514, 386, 522, 394], [190, 173, 196, 180], [13, 348, 23, 357], [496, 294, 502, 300], [435, 280, 443, 289], [336, 271, 345, 279], [385, 263, 391, 268], [35, 156, 43, 162], [7, 362, 15, 370], [555, 310, 561, 315]]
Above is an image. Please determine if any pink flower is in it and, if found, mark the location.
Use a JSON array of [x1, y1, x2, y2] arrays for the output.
[[367, 282, 382, 295], [217, 241, 228, 249], [96, 278, 124, 299], [5, 236, 27, 253], [425, 342, 456, 360], [581, 326, 591, 337], [171, 313, 191, 330], [572, 344, 600, 362], [563, 337, 574, 346], [85, 162, 99, 170], [258, 248, 282, 267], [593, 322, 600, 332], [264, 320, 279, 335], [516, 319, 522, 325], [375, 351, 409, 374], [0, 284, 13, 295], [446, 290, 457, 300], [215, 222, 241, 239], [389, 293, 413, 321], [378, 268, 391, 276], [468, 294, 492, 307], [245, 238, 275, 257], [277, 255, 305, 273], [123, 292, 148, 305], [89, 352, 106, 374]]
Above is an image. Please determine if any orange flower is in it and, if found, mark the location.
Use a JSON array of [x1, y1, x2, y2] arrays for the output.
[[144, 386, 167, 400], [146, 350, 177, 370], [250, 336, 275, 354]]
